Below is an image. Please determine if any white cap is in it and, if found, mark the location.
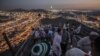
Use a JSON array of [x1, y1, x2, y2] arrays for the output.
[[90, 31, 99, 36]]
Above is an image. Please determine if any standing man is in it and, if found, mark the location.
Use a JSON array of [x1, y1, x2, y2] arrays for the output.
[[61, 24, 69, 55], [52, 28, 62, 56]]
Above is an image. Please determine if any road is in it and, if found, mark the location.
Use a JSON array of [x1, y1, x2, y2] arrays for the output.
[[0, 16, 42, 56]]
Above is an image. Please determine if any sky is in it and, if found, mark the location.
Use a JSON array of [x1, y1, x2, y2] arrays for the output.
[[0, 0, 100, 9]]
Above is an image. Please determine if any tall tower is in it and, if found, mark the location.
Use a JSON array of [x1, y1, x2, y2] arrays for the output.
[[50, 5, 53, 9], [50, 0, 53, 10]]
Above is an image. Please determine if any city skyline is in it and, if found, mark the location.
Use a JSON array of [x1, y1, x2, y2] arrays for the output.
[[0, 0, 100, 10]]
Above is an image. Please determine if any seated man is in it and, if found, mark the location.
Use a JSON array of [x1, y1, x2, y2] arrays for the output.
[[65, 48, 89, 56], [77, 31, 99, 55]]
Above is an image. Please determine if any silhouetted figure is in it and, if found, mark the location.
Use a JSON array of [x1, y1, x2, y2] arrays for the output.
[[2, 33, 15, 56]]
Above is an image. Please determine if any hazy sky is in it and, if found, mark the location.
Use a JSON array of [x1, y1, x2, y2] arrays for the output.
[[0, 0, 100, 9]]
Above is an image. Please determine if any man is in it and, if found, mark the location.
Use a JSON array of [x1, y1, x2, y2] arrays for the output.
[[77, 31, 99, 55], [31, 28, 35, 37], [48, 29, 53, 42], [65, 48, 89, 56], [61, 24, 69, 55], [48, 29, 53, 37], [52, 28, 62, 56], [34, 30, 40, 38]]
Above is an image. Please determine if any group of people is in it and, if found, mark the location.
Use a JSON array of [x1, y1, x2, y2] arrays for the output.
[[31, 24, 99, 56]]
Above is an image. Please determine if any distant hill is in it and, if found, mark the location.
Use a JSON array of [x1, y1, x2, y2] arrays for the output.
[[7, 8, 48, 13], [30, 9, 49, 13], [89, 10, 100, 16], [8, 8, 28, 12]]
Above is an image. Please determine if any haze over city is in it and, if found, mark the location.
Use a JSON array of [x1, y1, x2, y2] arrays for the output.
[[0, 0, 100, 9], [0, 0, 100, 56]]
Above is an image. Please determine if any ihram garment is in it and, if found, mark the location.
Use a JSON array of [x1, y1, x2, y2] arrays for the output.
[[52, 32, 62, 56], [65, 48, 88, 56]]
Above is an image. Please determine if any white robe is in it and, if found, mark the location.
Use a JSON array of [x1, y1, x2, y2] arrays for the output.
[[34, 31, 40, 38], [63, 24, 67, 29], [65, 48, 88, 56], [74, 25, 81, 34], [52, 32, 62, 56]]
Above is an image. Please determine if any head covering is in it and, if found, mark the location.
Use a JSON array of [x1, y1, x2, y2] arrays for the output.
[[31, 42, 50, 56], [63, 24, 67, 29], [89, 31, 99, 40], [65, 48, 87, 56], [90, 32, 99, 36]]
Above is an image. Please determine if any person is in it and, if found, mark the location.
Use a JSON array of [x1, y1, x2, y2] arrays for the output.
[[63, 24, 67, 30], [39, 26, 44, 31], [39, 29, 46, 41], [65, 48, 89, 56], [61, 25, 69, 55], [39, 29, 46, 38], [77, 31, 99, 55], [52, 28, 62, 56], [31, 28, 35, 37], [47, 29, 53, 41], [34, 30, 40, 38]]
